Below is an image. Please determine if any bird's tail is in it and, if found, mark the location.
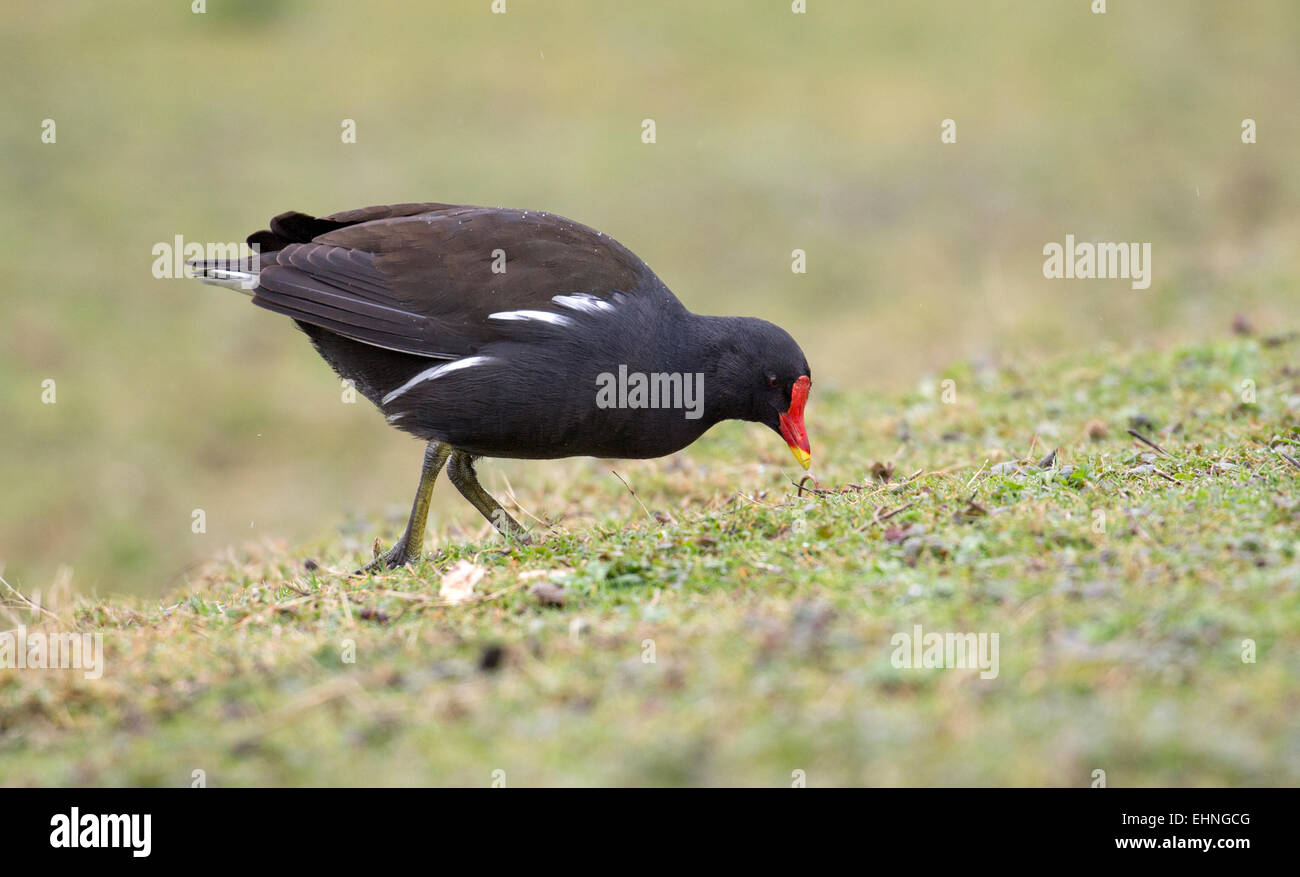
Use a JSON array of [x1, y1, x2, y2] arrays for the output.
[[185, 253, 263, 294], [186, 208, 421, 295]]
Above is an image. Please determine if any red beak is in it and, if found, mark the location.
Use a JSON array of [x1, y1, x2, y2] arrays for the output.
[[778, 375, 812, 469]]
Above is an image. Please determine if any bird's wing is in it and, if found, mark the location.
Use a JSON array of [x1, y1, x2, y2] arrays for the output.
[[249, 205, 670, 358]]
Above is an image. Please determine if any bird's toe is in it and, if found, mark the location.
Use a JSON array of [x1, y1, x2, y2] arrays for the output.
[[356, 539, 417, 574]]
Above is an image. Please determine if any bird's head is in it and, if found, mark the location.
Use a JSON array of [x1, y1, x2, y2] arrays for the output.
[[725, 319, 813, 470]]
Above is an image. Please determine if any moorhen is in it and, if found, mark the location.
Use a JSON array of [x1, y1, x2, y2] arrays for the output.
[[188, 203, 812, 568]]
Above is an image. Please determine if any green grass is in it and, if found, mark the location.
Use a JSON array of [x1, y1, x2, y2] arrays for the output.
[[3, 336, 1297, 786]]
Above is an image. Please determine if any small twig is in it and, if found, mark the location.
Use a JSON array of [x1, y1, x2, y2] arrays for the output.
[[1150, 467, 1179, 484], [1274, 448, 1300, 474], [610, 469, 655, 523], [879, 501, 915, 521], [1127, 428, 1168, 457], [869, 501, 915, 527], [957, 493, 989, 519]]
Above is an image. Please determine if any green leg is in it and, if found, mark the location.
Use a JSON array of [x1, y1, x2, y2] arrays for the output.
[[359, 441, 453, 571], [445, 451, 532, 544]]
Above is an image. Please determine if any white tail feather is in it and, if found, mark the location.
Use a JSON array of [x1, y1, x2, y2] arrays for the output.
[[187, 261, 260, 294]]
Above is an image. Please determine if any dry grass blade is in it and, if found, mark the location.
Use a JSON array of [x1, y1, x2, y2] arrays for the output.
[[964, 459, 989, 489], [610, 469, 656, 522], [1127, 428, 1169, 456], [0, 572, 65, 627], [865, 500, 916, 529], [499, 472, 553, 530]]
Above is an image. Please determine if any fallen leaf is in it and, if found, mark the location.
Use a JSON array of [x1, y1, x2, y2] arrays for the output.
[[439, 560, 486, 605]]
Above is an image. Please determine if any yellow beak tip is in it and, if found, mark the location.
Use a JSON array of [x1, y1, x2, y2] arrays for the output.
[[791, 447, 812, 470]]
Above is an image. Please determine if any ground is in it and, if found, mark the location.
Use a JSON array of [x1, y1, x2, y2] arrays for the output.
[[2, 335, 1297, 786]]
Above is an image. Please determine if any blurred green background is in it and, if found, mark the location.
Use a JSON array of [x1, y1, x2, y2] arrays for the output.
[[2, 0, 1296, 596]]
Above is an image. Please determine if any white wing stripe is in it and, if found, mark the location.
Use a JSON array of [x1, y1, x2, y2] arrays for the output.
[[551, 293, 614, 314], [382, 355, 497, 404], [488, 309, 574, 326]]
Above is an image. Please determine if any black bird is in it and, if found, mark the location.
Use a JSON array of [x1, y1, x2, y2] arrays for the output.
[[188, 203, 812, 569]]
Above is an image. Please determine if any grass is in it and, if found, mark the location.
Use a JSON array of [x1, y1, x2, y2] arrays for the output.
[[2, 333, 1297, 786]]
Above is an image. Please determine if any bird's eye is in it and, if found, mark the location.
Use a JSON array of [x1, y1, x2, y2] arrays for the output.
[[766, 375, 779, 389]]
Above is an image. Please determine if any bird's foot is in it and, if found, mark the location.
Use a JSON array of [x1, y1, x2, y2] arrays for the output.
[[356, 537, 419, 574], [494, 522, 534, 547], [488, 508, 533, 546]]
